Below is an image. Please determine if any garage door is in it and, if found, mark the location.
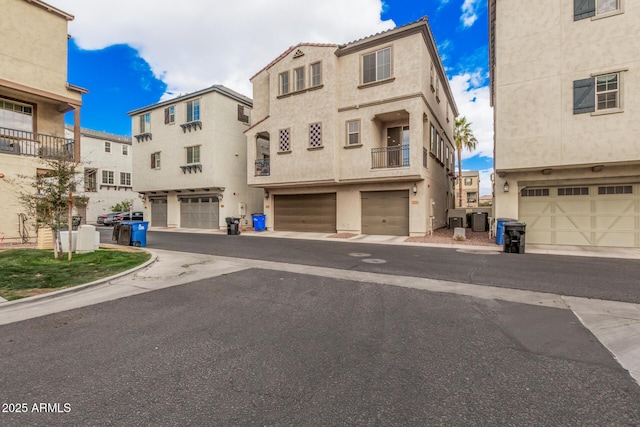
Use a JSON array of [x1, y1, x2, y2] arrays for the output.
[[519, 184, 639, 247], [180, 196, 219, 229], [150, 197, 167, 227], [361, 190, 409, 236], [274, 193, 336, 233]]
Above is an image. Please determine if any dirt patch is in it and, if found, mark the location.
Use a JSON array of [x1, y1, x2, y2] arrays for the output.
[[405, 227, 499, 247], [328, 233, 359, 239]]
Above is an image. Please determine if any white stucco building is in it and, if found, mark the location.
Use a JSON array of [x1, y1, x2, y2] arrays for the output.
[[128, 85, 263, 229]]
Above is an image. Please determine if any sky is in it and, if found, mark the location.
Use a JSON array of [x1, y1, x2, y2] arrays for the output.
[[49, 0, 493, 195]]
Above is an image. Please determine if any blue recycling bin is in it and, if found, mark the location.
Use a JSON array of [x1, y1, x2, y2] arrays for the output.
[[495, 218, 516, 245], [251, 213, 266, 232], [122, 221, 149, 247]]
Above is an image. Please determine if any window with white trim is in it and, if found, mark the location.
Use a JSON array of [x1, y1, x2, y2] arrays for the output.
[[279, 71, 290, 95], [164, 106, 175, 124], [122, 145, 129, 156], [84, 168, 97, 192], [362, 47, 391, 84], [139, 113, 150, 133], [102, 170, 114, 185], [186, 145, 201, 164], [310, 62, 322, 87], [597, 0, 619, 15], [120, 172, 131, 186], [0, 98, 33, 132], [104, 141, 111, 153], [151, 152, 161, 169], [596, 73, 619, 110], [294, 67, 305, 92], [347, 120, 360, 145], [186, 100, 200, 122]]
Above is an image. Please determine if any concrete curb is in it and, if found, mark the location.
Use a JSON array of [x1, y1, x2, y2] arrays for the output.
[[0, 246, 157, 307]]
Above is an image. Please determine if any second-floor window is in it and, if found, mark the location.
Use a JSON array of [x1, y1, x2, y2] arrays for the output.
[[102, 170, 114, 185], [140, 113, 150, 133], [120, 172, 131, 186], [237, 105, 249, 124], [465, 178, 473, 186], [164, 106, 175, 124], [279, 71, 290, 95], [467, 192, 477, 203], [294, 67, 305, 91], [573, 72, 621, 114], [279, 128, 291, 152], [363, 47, 391, 84], [310, 62, 322, 87], [347, 120, 360, 145], [186, 145, 200, 164], [122, 145, 129, 156], [151, 152, 161, 169], [186, 100, 200, 122], [575, 0, 620, 19], [84, 168, 97, 192], [104, 141, 111, 153], [0, 98, 33, 132]]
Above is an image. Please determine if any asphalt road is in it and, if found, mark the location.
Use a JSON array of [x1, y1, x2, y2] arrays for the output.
[[2, 269, 639, 425], [102, 229, 640, 304]]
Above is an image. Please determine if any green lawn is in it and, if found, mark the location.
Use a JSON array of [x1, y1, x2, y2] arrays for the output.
[[0, 248, 151, 301]]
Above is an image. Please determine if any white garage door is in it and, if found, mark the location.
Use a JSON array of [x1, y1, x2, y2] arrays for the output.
[[180, 196, 219, 229], [150, 197, 167, 227], [519, 184, 639, 247]]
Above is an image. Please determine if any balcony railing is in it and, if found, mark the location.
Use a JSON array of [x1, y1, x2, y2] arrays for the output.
[[372, 144, 409, 169], [255, 158, 270, 176], [0, 127, 74, 160]]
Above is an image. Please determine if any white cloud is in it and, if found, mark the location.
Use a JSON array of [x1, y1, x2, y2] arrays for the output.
[[48, 0, 394, 98], [477, 168, 494, 197], [460, 0, 481, 28], [449, 71, 494, 161]]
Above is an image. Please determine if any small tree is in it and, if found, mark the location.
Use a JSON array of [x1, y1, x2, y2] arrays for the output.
[[454, 116, 479, 208], [110, 200, 131, 213], [16, 153, 81, 259]]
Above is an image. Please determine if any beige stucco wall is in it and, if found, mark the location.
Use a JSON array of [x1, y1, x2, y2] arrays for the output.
[[0, 0, 75, 100], [247, 27, 456, 234], [494, 0, 640, 171], [131, 89, 263, 229]]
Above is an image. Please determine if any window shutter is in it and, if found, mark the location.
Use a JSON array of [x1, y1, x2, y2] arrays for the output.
[[573, 78, 595, 114], [187, 101, 193, 122], [164, 108, 169, 124], [574, 0, 595, 20], [151, 153, 155, 169], [237, 105, 244, 121]]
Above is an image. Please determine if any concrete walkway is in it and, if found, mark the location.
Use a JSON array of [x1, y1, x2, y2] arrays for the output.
[[1, 230, 639, 386]]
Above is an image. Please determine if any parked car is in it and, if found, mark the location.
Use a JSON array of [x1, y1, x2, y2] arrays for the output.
[[114, 211, 144, 222], [97, 212, 122, 226]]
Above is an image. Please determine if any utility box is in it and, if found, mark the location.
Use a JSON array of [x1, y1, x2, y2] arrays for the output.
[[449, 217, 464, 229]]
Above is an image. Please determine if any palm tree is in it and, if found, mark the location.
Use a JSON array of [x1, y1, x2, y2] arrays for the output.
[[454, 116, 478, 207]]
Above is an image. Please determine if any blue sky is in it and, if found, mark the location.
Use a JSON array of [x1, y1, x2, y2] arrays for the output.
[[54, 0, 492, 194]]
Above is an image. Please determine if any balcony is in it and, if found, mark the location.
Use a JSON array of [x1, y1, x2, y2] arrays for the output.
[[0, 127, 73, 159], [371, 145, 409, 169], [255, 158, 270, 176]]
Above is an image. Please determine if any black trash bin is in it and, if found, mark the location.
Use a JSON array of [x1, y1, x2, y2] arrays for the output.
[[117, 223, 132, 245], [503, 222, 526, 254], [225, 217, 241, 235]]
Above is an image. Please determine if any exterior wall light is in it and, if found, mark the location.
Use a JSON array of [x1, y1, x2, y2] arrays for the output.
[[264, 190, 269, 199], [503, 181, 509, 192], [412, 183, 417, 195]]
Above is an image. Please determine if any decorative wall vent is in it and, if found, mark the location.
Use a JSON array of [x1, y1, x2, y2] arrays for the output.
[[293, 49, 304, 58]]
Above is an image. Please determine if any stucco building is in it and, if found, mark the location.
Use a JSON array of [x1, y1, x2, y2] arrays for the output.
[[490, 0, 640, 248], [128, 85, 263, 229], [246, 18, 458, 236], [454, 171, 480, 208], [0, 0, 84, 243], [64, 126, 143, 223]]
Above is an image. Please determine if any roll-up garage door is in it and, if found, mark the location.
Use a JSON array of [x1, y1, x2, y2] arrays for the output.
[[150, 197, 167, 227], [274, 193, 337, 233], [180, 196, 220, 229], [361, 190, 409, 236]]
